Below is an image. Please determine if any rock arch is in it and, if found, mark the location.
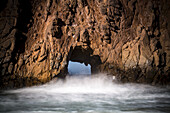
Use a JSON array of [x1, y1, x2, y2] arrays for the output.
[[0, 0, 170, 88], [68, 45, 102, 74]]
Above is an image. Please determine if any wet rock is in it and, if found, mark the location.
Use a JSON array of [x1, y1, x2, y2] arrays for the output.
[[0, 50, 5, 59], [8, 62, 13, 74], [2, 40, 12, 49], [3, 56, 11, 63], [18, 55, 23, 69]]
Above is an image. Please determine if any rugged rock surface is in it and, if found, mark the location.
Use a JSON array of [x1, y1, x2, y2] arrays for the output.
[[0, 0, 170, 89]]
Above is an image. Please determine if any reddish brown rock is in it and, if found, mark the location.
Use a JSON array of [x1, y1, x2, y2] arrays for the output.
[[0, 0, 170, 89]]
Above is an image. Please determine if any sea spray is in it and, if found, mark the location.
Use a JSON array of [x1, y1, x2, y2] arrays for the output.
[[0, 74, 170, 113]]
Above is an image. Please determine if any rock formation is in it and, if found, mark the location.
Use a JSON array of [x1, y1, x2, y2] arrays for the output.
[[0, 0, 170, 89]]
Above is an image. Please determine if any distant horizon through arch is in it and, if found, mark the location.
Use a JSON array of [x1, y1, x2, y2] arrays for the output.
[[68, 61, 91, 75]]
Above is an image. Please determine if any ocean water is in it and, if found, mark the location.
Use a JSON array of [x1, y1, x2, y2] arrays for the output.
[[0, 74, 170, 113]]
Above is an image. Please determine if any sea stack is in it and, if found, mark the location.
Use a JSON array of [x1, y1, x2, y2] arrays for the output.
[[0, 0, 170, 89]]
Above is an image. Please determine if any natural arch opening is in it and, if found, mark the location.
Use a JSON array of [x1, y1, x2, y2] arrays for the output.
[[68, 46, 102, 75], [68, 61, 91, 75]]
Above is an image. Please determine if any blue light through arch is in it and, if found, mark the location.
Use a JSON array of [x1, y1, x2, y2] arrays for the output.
[[68, 61, 91, 75]]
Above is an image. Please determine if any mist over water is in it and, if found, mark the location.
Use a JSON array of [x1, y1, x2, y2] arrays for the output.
[[0, 74, 170, 113]]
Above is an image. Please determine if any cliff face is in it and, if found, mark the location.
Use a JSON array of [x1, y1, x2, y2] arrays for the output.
[[0, 0, 170, 88]]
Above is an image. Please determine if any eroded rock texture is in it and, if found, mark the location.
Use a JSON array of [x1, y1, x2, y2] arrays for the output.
[[0, 0, 170, 88]]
